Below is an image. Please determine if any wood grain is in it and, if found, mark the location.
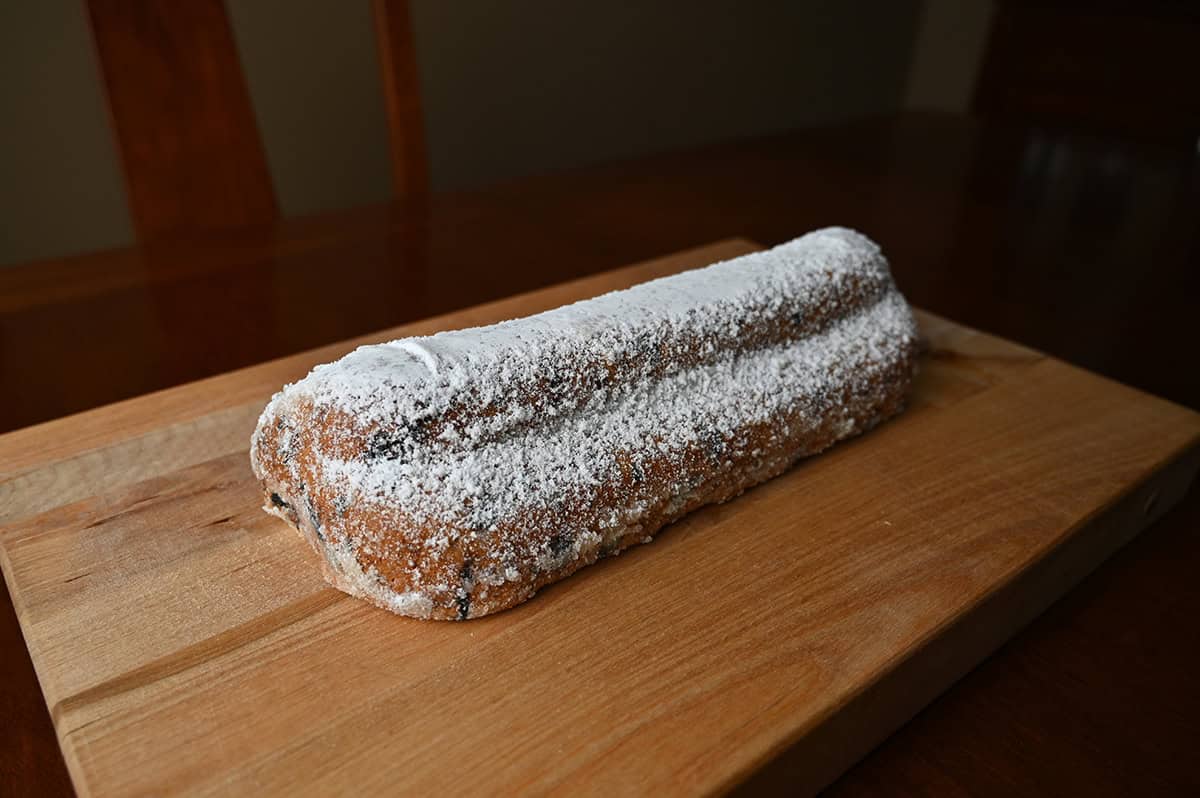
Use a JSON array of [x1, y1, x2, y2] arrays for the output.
[[2, 241, 1197, 796], [372, 0, 429, 200], [86, 0, 278, 239]]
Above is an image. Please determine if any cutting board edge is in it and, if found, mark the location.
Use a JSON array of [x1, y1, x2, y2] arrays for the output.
[[0, 534, 85, 796], [727, 441, 1200, 796]]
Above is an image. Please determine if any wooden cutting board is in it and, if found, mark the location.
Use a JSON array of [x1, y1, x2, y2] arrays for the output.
[[2, 240, 1198, 797]]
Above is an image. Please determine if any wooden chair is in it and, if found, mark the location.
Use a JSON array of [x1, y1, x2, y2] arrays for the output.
[[86, 0, 427, 242]]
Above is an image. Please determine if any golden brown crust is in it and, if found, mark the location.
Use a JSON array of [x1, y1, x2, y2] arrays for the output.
[[249, 229, 920, 620], [253, 345, 915, 620]]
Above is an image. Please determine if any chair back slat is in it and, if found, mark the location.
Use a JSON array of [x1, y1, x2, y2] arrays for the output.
[[373, 0, 429, 200], [87, 0, 279, 240], [87, 0, 430, 242]]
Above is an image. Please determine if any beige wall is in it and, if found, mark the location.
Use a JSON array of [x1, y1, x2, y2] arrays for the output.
[[227, 0, 395, 218], [0, 1, 134, 266], [904, 0, 995, 113], [409, 1, 921, 189], [1, 1, 931, 267]]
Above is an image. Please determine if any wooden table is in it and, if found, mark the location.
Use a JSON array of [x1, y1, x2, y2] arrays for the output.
[[2, 111, 1197, 795]]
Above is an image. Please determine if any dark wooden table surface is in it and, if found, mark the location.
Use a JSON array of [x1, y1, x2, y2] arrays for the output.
[[2, 111, 1197, 796]]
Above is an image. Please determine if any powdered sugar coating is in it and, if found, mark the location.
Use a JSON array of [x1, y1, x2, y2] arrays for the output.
[[251, 227, 919, 619]]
